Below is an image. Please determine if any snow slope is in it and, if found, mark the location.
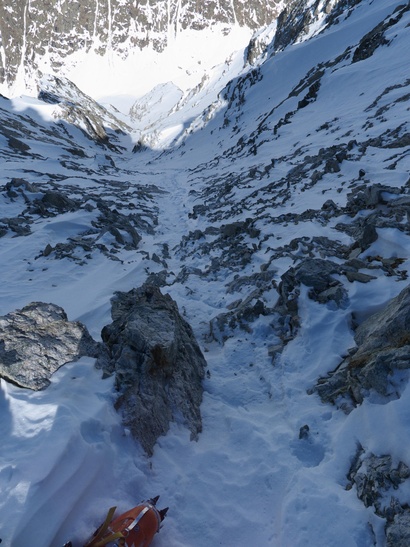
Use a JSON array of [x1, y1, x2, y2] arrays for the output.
[[1, 0, 410, 545]]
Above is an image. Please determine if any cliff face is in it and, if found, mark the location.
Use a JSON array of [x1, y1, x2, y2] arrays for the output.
[[0, 0, 285, 89]]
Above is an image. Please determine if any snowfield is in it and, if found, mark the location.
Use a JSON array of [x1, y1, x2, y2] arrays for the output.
[[1, 0, 410, 545]]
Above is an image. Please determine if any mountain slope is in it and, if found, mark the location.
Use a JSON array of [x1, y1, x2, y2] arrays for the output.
[[0, 0, 410, 545], [0, 0, 286, 95]]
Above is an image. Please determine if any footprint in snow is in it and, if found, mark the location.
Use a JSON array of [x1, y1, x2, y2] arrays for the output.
[[290, 426, 325, 467]]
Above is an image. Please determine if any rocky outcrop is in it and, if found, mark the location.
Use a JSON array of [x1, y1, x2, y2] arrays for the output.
[[273, 0, 337, 52], [352, 3, 410, 63], [313, 284, 410, 410], [0, 302, 101, 390], [101, 285, 207, 455], [277, 258, 347, 312], [347, 448, 410, 545], [38, 75, 131, 144]]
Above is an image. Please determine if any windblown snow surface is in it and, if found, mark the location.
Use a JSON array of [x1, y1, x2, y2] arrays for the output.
[[1, 0, 410, 545]]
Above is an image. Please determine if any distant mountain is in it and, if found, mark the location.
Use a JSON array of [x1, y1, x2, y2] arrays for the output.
[[0, 0, 354, 94], [0, 0, 285, 90]]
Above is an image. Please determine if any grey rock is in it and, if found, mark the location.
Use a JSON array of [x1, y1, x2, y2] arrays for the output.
[[347, 447, 410, 545], [0, 302, 101, 390], [313, 284, 410, 408], [5, 178, 37, 199], [8, 136, 30, 153], [0, 216, 31, 237], [101, 285, 206, 455], [350, 220, 378, 252], [344, 270, 376, 283], [41, 190, 79, 213], [387, 512, 410, 547], [277, 258, 346, 313], [348, 449, 410, 506], [294, 258, 342, 290]]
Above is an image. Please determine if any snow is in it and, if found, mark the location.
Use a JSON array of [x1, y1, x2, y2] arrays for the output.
[[58, 25, 252, 111], [0, 0, 410, 546]]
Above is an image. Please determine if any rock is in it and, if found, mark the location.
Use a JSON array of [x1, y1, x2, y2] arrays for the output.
[[387, 512, 410, 547], [313, 284, 410, 408], [351, 6, 408, 64], [209, 289, 270, 343], [0, 1, 283, 90], [8, 136, 30, 153], [344, 270, 376, 283], [41, 190, 79, 213], [347, 447, 410, 545], [245, 35, 269, 66], [101, 285, 206, 455], [295, 258, 342, 291], [0, 302, 101, 390], [346, 183, 401, 213], [277, 258, 346, 312], [220, 219, 260, 239], [42, 243, 54, 257], [299, 424, 310, 439], [5, 178, 36, 199], [348, 220, 379, 253]]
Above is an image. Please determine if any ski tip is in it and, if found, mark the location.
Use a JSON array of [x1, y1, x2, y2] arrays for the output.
[[159, 507, 169, 521]]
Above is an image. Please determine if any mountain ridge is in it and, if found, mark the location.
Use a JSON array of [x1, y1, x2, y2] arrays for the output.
[[0, 0, 286, 93]]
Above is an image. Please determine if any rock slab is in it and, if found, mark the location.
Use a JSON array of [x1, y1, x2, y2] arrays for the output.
[[0, 302, 100, 390], [101, 285, 206, 455]]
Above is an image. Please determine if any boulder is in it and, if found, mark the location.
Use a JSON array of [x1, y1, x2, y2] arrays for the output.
[[101, 285, 206, 455], [0, 302, 101, 390]]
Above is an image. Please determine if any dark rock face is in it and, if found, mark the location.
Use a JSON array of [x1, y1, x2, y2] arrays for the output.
[[273, 0, 340, 52], [0, 302, 101, 390], [313, 284, 410, 410], [352, 3, 410, 63], [0, 0, 285, 88], [101, 285, 207, 455]]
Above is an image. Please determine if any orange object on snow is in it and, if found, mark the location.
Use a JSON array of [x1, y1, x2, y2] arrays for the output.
[[84, 497, 168, 547]]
